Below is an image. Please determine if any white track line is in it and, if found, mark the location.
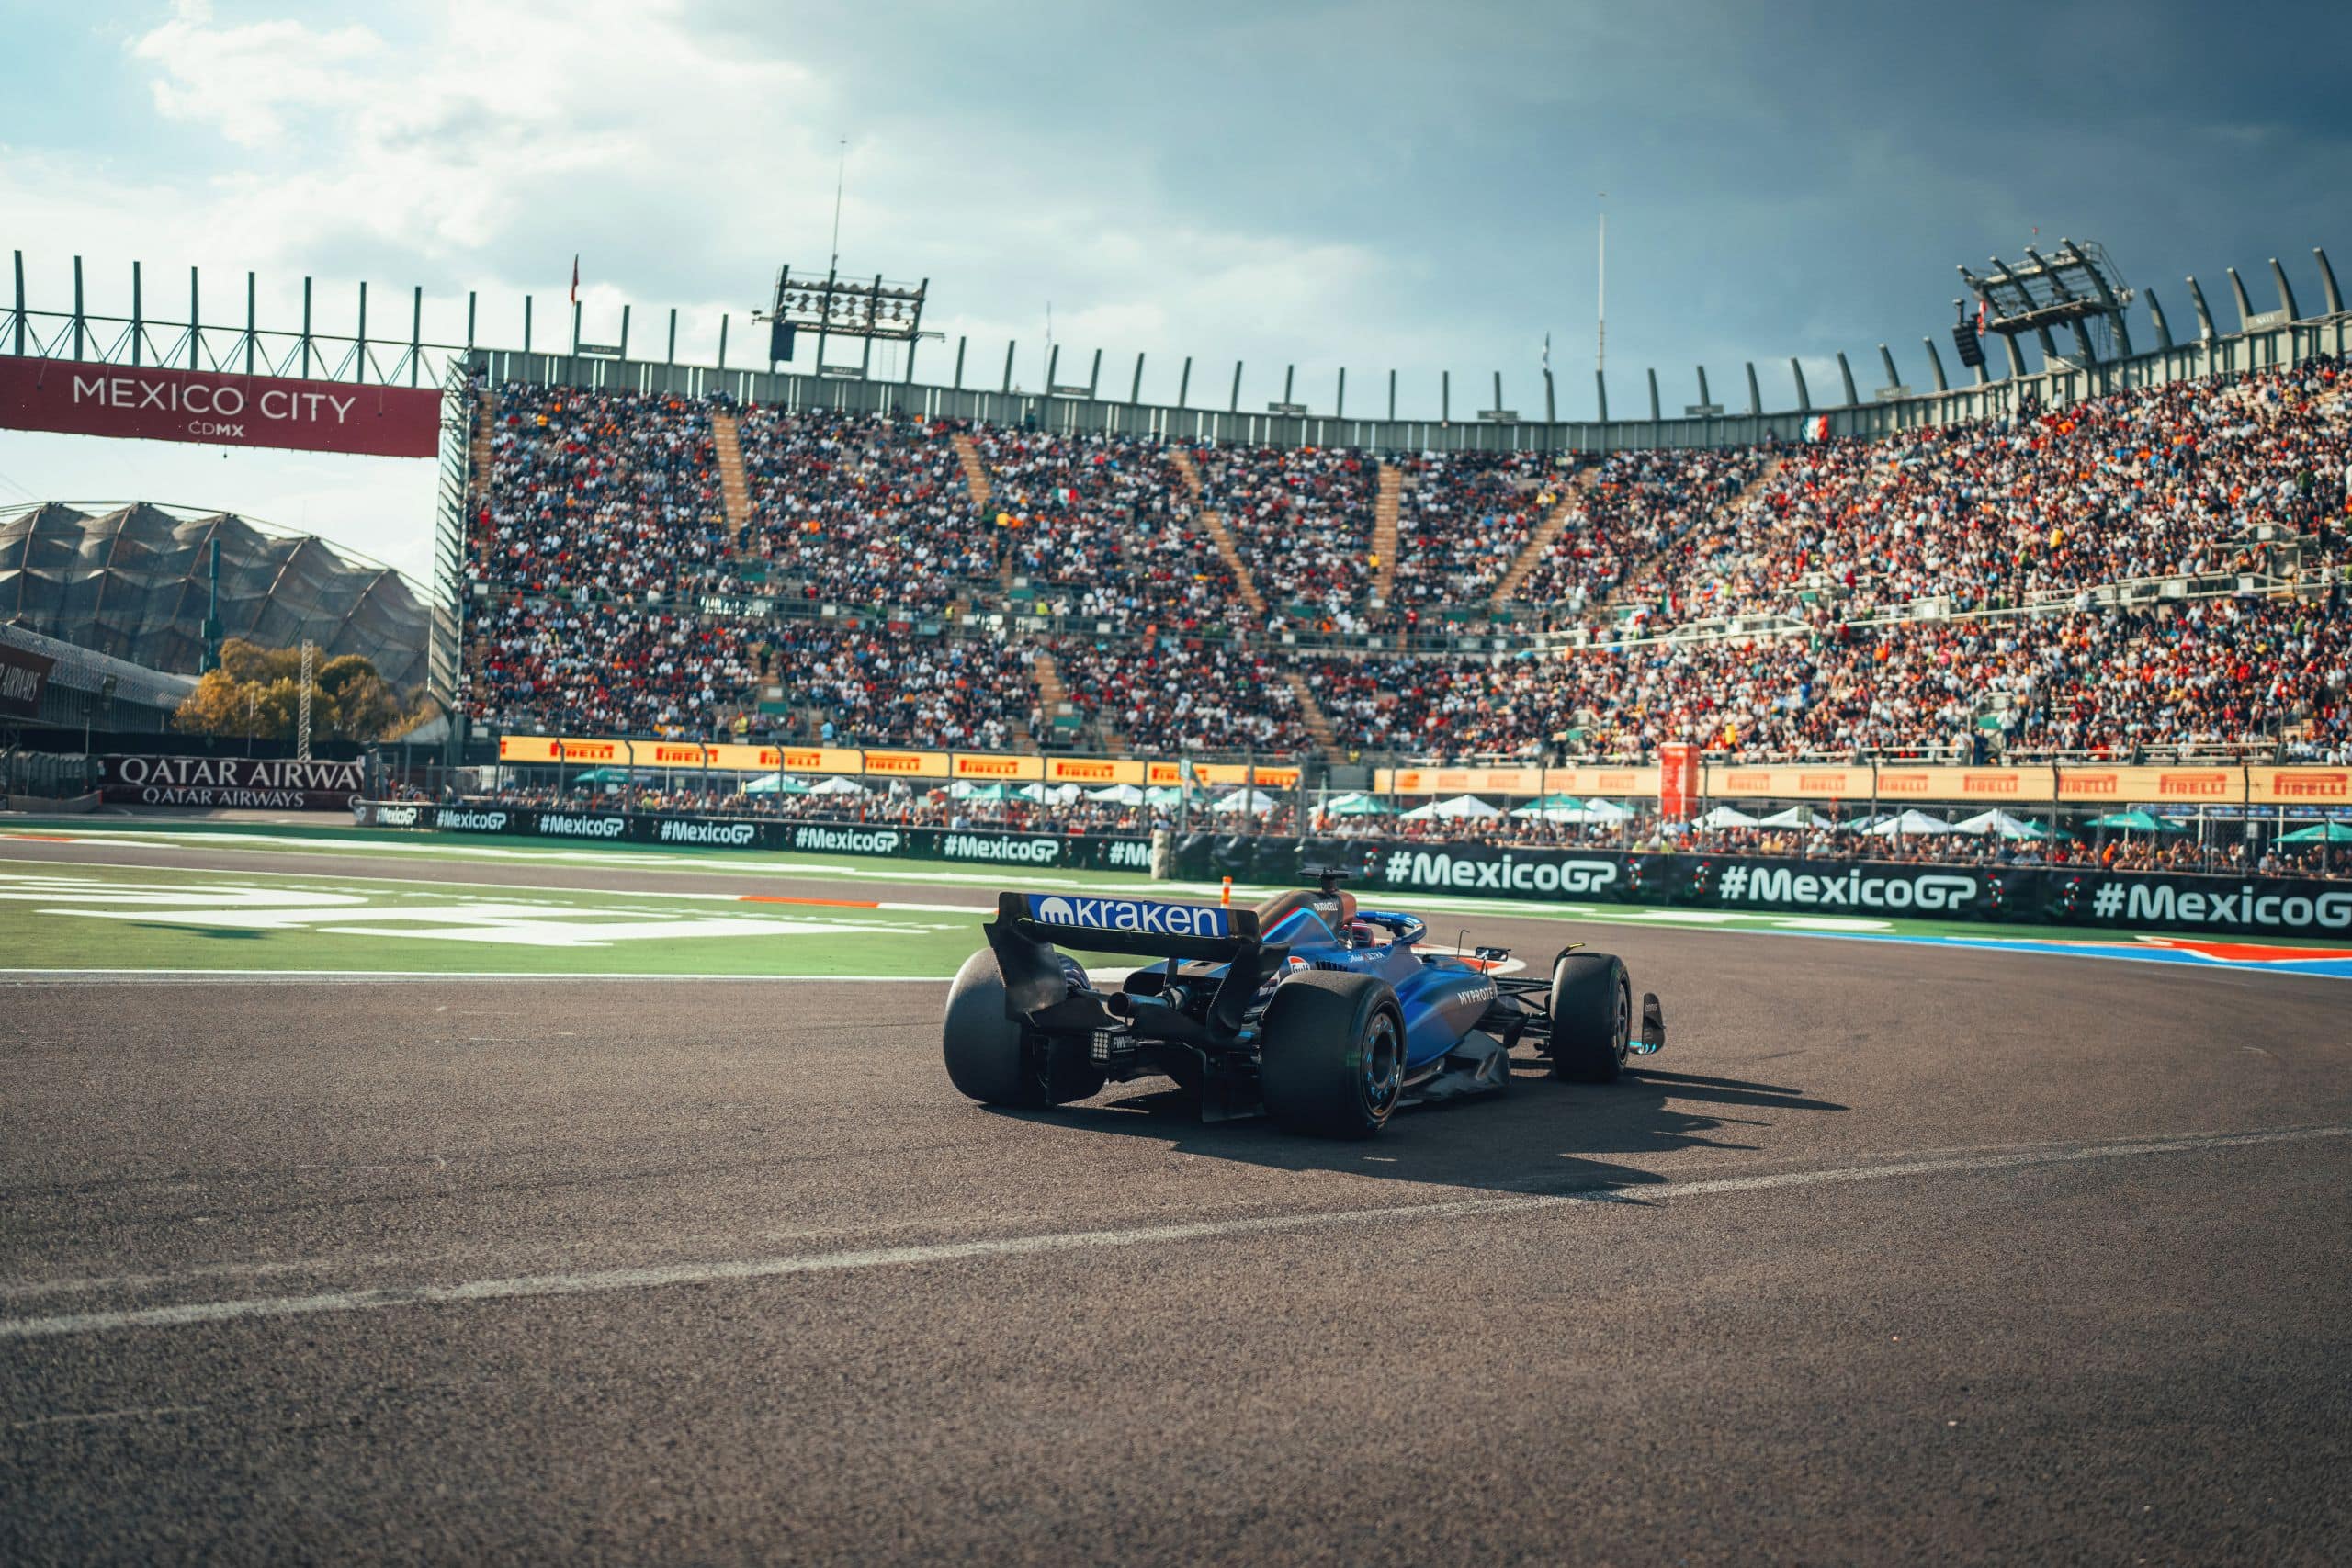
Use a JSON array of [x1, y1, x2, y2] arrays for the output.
[[0, 969, 959, 984], [3, 1124, 2339, 1341], [0, 853, 993, 914]]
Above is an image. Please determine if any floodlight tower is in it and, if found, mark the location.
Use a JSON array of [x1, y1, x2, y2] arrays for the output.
[[1957, 238, 2135, 368], [753, 265, 931, 378]]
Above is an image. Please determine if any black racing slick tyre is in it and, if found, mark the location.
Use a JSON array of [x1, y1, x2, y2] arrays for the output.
[[1547, 951, 1632, 1083], [942, 949, 1106, 1108], [1257, 971, 1407, 1139]]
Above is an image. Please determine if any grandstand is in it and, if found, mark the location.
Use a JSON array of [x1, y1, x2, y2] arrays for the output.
[[1, 501, 430, 687], [456, 349, 2350, 768]]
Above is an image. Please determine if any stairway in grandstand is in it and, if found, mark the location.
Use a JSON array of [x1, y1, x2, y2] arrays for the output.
[[1168, 449, 1268, 617], [1285, 671, 1345, 763], [946, 432, 1012, 594], [1488, 464, 1596, 605], [1023, 646, 1068, 749], [1368, 462, 1403, 602], [709, 412, 754, 546]]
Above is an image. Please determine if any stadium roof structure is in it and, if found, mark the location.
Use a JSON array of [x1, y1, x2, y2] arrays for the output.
[[0, 501, 427, 687]]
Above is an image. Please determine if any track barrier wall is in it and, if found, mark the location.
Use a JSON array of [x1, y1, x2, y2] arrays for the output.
[[351, 804, 2352, 942]]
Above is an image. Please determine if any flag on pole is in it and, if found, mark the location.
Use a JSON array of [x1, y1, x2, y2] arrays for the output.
[[570, 256, 580, 306]]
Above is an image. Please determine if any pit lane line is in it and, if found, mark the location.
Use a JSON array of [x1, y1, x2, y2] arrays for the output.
[[3, 1124, 2340, 1341]]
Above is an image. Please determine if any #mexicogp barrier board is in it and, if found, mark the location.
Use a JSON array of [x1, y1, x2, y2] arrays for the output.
[[351, 806, 2352, 941], [353, 802, 1156, 873], [1305, 838, 2352, 942]]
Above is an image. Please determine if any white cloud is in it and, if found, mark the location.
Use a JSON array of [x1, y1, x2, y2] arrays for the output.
[[134, 1, 385, 150]]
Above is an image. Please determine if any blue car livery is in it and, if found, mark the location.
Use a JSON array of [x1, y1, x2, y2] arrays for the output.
[[945, 872, 1663, 1138]]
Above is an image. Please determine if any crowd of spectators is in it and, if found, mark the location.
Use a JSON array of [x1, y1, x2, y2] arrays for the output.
[[1302, 585, 2350, 764], [736, 407, 989, 612], [975, 428, 1239, 630], [1510, 446, 1769, 625], [464, 599, 763, 737], [1195, 444, 1381, 632], [1050, 639, 1310, 754], [761, 630, 1041, 750], [1609, 357, 2350, 633], [459, 363, 2351, 771], [1387, 451, 1577, 622], [471, 382, 726, 600]]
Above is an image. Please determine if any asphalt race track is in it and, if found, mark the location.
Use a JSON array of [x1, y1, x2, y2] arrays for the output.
[[4, 838, 2349, 1563]]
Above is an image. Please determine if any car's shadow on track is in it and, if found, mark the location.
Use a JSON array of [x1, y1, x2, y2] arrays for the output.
[[997, 1061, 1848, 1198]]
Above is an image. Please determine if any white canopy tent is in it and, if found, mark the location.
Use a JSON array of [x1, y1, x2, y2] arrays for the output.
[[1861, 808, 1961, 837], [806, 775, 868, 795], [1755, 805, 1836, 829], [1400, 794, 1504, 821], [1086, 783, 1148, 805], [1954, 808, 2047, 840], [1693, 805, 1762, 829], [1210, 787, 1283, 816]]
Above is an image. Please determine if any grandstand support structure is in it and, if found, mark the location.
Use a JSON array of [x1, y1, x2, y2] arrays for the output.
[[1490, 467, 1598, 605], [428, 358, 471, 735], [1169, 450, 1266, 617], [1369, 464, 1402, 602]]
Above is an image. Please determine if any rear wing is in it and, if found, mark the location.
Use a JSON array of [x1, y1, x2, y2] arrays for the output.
[[983, 891, 1287, 1038]]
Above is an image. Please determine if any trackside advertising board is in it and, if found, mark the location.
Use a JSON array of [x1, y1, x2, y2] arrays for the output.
[[0, 358, 443, 458], [0, 642, 54, 717], [105, 755, 365, 808], [353, 804, 2352, 941], [351, 803, 1155, 873]]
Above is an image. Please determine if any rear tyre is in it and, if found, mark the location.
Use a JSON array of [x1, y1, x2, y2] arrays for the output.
[[1257, 971, 1406, 1138], [1547, 952, 1631, 1083], [943, 948, 1106, 1108]]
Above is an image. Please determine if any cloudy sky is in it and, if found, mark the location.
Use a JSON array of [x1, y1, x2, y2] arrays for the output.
[[4, 0, 2348, 582]]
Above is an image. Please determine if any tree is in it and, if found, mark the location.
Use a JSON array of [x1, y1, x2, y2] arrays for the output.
[[175, 638, 435, 743]]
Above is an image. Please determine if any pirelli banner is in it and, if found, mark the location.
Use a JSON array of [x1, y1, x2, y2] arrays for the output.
[[1373, 765, 1659, 797], [1704, 762, 2352, 806], [492, 735, 1300, 790]]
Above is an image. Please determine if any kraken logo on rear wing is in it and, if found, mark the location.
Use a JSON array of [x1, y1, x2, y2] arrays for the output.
[[987, 891, 1283, 1042]]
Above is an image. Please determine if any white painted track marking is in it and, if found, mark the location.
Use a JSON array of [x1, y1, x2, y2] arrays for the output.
[[0, 970, 967, 983], [3, 1125, 2339, 1340]]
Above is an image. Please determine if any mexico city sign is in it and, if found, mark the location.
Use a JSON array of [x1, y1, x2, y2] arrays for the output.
[[0, 357, 443, 458]]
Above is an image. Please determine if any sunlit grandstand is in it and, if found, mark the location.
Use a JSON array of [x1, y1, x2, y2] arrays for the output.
[[456, 340, 2350, 767]]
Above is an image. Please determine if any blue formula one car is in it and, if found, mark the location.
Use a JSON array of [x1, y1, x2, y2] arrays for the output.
[[943, 871, 1665, 1137]]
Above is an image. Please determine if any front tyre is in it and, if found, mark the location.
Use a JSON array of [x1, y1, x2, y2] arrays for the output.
[[1547, 951, 1632, 1083], [1257, 971, 1406, 1138], [942, 948, 1106, 1108]]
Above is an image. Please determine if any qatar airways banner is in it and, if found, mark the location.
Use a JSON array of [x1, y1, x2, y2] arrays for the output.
[[102, 754, 366, 809], [0, 357, 442, 458]]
